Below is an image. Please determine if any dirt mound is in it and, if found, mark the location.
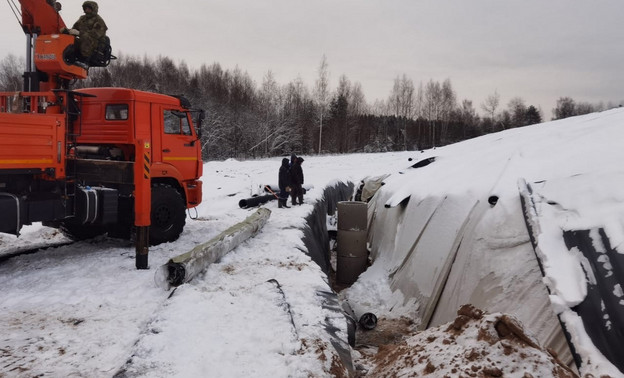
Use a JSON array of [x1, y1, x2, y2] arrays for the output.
[[357, 304, 579, 377]]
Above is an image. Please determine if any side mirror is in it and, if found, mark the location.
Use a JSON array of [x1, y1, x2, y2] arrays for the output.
[[192, 109, 205, 139]]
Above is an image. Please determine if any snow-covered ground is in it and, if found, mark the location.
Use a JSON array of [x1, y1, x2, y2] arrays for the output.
[[0, 151, 407, 377], [1, 108, 624, 377]]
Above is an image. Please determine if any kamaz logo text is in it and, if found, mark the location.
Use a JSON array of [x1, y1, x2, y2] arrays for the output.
[[36, 54, 56, 60]]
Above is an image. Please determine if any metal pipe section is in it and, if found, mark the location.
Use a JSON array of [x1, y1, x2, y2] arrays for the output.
[[239, 194, 277, 208], [336, 201, 368, 285], [135, 226, 149, 270], [237, 184, 313, 209]]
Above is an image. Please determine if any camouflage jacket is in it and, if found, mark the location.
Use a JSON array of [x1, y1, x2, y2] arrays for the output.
[[72, 1, 107, 42]]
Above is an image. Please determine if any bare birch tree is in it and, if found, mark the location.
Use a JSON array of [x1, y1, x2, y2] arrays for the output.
[[314, 55, 330, 154], [335, 75, 352, 152], [440, 79, 457, 143], [257, 70, 280, 155], [481, 90, 500, 120], [423, 80, 442, 147], [388, 74, 416, 149], [349, 82, 366, 116], [0, 54, 22, 91]]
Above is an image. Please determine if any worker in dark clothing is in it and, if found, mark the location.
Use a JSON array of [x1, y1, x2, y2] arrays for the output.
[[290, 153, 297, 168], [62, 1, 107, 64], [278, 158, 291, 208], [46, 0, 62, 11], [289, 157, 305, 205]]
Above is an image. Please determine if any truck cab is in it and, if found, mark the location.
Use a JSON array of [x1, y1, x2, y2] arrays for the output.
[[0, 88, 204, 248], [1, 0, 203, 268]]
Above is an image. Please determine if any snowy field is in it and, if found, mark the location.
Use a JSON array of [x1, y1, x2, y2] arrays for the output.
[[1, 108, 624, 377], [0, 150, 409, 377]]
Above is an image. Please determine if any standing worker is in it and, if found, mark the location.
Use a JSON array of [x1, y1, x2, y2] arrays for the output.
[[278, 158, 291, 208], [289, 157, 305, 206], [290, 153, 297, 168], [62, 1, 108, 65]]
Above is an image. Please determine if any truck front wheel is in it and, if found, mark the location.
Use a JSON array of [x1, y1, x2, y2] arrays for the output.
[[149, 184, 186, 245]]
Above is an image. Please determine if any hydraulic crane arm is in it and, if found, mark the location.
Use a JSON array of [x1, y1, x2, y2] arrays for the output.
[[18, 0, 67, 35], [10, 0, 86, 92]]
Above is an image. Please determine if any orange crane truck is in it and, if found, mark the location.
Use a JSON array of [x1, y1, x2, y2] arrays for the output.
[[0, 0, 204, 269]]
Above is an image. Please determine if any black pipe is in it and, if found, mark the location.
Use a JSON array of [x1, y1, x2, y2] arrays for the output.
[[410, 156, 436, 169], [239, 194, 278, 208], [239, 187, 308, 208]]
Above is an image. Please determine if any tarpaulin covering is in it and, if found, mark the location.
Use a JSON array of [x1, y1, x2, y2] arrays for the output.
[[349, 175, 575, 369]]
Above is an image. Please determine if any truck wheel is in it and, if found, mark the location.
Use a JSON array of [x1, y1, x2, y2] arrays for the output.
[[150, 184, 186, 245], [60, 220, 107, 241]]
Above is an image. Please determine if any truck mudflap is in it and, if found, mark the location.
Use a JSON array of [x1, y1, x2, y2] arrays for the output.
[[184, 180, 202, 206]]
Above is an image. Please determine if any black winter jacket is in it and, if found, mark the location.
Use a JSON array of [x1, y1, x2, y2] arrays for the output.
[[290, 161, 304, 186], [278, 158, 291, 190]]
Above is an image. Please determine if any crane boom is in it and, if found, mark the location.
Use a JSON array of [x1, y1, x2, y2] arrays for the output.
[[19, 0, 67, 35], [14, 0, 110, 91]]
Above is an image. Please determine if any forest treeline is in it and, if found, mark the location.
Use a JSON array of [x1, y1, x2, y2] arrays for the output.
[[1, 54, 621, 160]]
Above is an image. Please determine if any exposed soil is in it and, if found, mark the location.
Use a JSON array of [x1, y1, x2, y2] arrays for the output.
[[326, 238, 592, 378], [351, 305, 584, 378]]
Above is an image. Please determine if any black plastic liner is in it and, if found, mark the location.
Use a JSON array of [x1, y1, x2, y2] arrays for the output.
[[302, 182, 354, 274], [300, 181, 355, 374], [563, 228, 624, 372], [520, 178, 624, 374]]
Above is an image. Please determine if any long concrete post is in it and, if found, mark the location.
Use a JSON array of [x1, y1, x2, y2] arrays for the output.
[[155, 208, 271, 290]]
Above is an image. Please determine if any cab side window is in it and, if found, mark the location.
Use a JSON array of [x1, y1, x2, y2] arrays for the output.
[[181, 116, 191, 136], [164, 110, 192, 135], [106, 104, 128, 120]]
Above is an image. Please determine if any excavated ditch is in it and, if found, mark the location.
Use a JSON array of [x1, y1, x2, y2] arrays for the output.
[[298, 181, 581, 378]]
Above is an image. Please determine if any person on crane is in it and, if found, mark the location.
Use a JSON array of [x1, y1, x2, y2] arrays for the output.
[[46, 0, 62, 11], [61, 1, 107, 65]]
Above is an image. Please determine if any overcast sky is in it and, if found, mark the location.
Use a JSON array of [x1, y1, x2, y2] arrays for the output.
[[1, 0, 622, 118]]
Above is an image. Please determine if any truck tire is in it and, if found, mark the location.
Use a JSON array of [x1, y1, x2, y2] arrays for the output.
[[150, 184, 186, 245], [60, 220, 107, 241]]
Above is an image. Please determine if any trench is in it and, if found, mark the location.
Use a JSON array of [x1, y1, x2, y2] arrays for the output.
[[300, 181, 404, 377], [299, 181, 358, 375], [301, 181, 354, 275]]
